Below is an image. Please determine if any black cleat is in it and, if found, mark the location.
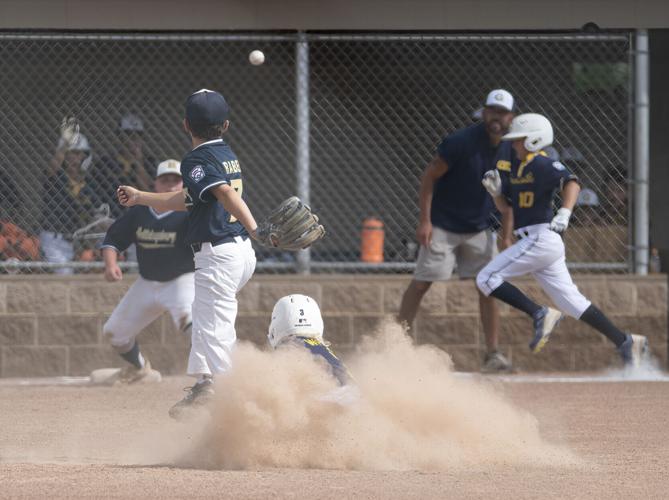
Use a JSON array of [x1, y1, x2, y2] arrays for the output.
[[168, 378, 215, 420]]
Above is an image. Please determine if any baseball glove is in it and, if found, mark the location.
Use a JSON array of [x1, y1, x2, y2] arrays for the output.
[[256, 197, 325, 251], [59, 116, 80, 148]]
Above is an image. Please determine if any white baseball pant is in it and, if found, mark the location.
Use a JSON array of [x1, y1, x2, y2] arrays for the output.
[[189, 236, 256, 377], [476, 223, 591, 319], [104, 272, 195, 351]]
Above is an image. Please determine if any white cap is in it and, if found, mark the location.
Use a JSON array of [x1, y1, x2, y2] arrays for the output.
[[577, 188, 600, 206], [155, 159, 181, 178], [120, 114, 144, 132], [484, 89, 514, 112]]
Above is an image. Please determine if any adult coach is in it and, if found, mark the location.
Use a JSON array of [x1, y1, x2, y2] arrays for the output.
[[398, 89, 516, 373], [116, 89, 258, 418], [99, 159, 194, 384]]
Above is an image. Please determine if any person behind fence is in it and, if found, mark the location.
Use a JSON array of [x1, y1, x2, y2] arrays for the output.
[[0, 169, 39, 267], [116, 89, 258, 419], [476, 113, 649, 367], [90, 114, 156, 216], [39, 129, 101, 274], [397, 89, 517, 374], [96, 159, 195, 384]]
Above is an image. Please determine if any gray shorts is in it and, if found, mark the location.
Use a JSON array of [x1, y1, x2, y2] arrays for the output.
[[414, 227, 497, 281]]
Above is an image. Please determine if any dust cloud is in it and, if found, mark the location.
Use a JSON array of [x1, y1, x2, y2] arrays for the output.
[[178, 321, 577, 471]]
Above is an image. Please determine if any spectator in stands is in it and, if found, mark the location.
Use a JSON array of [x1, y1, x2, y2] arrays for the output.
[[90, 114, 156, 216], [40, 133, 101, 274], [0, 169, 39, 267]]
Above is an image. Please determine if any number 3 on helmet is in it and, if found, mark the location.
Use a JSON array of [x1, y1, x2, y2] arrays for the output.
[[268, 294, 325, 349]]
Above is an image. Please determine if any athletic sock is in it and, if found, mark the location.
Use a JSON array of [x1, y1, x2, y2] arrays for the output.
[[579, 305, 627, 347], [120, 341, 145, 369], [490, 281, 542, 317]]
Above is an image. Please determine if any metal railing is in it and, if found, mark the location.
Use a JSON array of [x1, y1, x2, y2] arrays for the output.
[[0, 31, 637, 274]]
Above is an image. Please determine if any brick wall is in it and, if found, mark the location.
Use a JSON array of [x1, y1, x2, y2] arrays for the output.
[[0, 274, 666, 377]]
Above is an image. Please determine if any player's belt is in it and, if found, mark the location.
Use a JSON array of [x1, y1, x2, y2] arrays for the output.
[[513, 223, 550, 239], [190, 234, 249, 254]]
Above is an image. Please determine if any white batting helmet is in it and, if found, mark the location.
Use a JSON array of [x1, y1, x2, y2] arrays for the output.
[[268, 294, 324, 349], [502, 113, 554, 152]]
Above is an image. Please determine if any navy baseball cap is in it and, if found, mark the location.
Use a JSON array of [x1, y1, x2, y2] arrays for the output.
[[185, 89, 230, 129]]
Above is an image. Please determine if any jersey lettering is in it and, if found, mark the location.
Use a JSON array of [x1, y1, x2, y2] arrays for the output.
[[518, 191, 535, 208], [135, 227, 178, 249], [222, 160, 241, 174]]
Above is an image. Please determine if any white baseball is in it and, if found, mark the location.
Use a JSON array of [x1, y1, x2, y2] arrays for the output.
[[249, 50, 265, 66]]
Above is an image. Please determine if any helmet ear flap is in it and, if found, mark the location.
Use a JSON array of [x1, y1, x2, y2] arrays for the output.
[[524, 135, 542, 152]]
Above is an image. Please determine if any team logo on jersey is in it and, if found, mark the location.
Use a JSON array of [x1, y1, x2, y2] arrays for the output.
[[552, 161, 566, 171], [190, 165, 205, 181]]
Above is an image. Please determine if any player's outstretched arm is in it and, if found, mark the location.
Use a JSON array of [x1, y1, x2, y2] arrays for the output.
[[211, 184, 258, 237], [117, 186, 187, 212]]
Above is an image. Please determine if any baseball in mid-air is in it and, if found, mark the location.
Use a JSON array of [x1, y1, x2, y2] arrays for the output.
[[249, 50, 265, 66]]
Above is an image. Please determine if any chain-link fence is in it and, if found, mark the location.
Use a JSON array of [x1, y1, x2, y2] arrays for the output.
[[0, 32, 633, 274]]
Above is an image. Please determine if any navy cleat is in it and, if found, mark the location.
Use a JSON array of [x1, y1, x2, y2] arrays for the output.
[[168, 378, 215, 420], [618, 333, 649, 368], [530, 306, 563, 354]]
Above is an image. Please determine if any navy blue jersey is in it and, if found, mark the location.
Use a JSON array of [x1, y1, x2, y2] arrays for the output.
[[292, 336, 351, 386], [101, 206, 194, 282], [432, 123, 517, 233], [500, 152, 578, 229], [180, 139, 247, 245]]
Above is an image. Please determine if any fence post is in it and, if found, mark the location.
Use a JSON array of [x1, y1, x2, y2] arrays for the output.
[[295, 31, 311, 274], [634, 29, 650, 275]]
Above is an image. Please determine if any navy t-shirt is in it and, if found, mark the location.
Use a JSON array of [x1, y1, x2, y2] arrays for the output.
[[433, 123, 516, 233], [500, 151, 579, 229], [180, 138, 247, 245], [101, 206, 194, 282]]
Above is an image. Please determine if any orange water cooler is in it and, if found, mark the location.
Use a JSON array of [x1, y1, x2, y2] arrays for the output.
[[360, 217, 384, 263]]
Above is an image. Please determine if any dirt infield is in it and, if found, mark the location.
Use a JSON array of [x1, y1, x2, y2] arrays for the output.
[[1, 375, 667, 499]]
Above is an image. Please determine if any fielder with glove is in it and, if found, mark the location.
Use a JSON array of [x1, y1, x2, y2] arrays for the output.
[[476, 113, 648, 367], [116, 89, 325, 420]]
